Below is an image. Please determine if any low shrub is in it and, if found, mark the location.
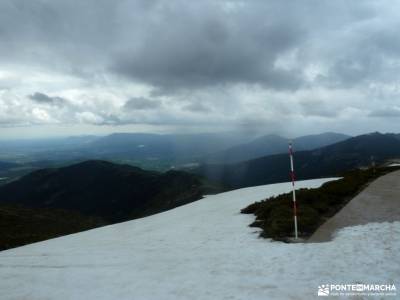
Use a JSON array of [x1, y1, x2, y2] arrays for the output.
[[241, 166, 400, 240]]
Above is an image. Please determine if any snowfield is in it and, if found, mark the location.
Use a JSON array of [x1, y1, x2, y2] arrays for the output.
[[1, 178, 399, 300]]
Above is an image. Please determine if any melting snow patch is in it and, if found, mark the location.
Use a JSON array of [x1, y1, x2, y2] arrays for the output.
[[1, 178, 399, 300], [388, 163, 400, 167]]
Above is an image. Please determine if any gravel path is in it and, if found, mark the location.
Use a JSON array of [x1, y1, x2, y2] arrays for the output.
[[308, 169, 400, 242]]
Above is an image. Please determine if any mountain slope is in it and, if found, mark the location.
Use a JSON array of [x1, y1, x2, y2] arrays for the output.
[[0, 161, 21, 185], [0, 160, 204, 222], [1, 178, 398, 300], [293, 132, 351, 150], [0, 161, 19, 170], [194, 132, 400, 188], [204, 134, 288, 164], [204, 132, 350, 164]]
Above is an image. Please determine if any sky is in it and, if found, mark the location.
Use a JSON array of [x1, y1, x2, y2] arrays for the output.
[[0, 0, 400, 139]]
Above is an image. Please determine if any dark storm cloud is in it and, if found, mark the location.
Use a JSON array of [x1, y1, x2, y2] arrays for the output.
[[28, 92, 67, 106], [1, 0, 397, 92], [183, 102, 211, 113], [369, 108, 400, 118], [0, 0, 400, 135], [322, 29, 400, 88], [113, 18, 305, 92], [123, 97, 162, 110], [0, 0, 120, 73], [109, 1, 398, 93], [0, 0, 307, 91], [300, 99, 339, 118]]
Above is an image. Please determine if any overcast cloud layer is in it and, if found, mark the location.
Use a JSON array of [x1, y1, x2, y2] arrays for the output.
[[0, 0, 400, 138]]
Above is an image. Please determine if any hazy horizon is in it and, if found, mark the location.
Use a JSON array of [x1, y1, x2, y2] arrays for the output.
[[4, 129, 400, 143]]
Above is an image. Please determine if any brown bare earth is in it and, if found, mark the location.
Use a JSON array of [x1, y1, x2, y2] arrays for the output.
[[308, 169, 400, 242]]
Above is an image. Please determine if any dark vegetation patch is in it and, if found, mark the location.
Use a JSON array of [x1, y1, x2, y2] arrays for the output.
[[241, 166, 400, 241], [0, 160, 207, 222], [0, 204, 105, 251], [0, 160, 224, 251]]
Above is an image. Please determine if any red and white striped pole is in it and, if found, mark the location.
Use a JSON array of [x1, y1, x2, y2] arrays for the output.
[[289, 141, 298, 239]]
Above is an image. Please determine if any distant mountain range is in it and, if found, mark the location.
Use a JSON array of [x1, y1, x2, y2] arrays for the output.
[[0, 131, 349, 166], [0, 160, 206, 222], [46, 132, 349, 164], [0, 135, 98, 153], [0, 161, 19, 171], [0, 161, 20, 184], [2, 131, 400, 250], [203, 132, 350, 164], [0, 132, 256, 171], [3, 133, 386, 212], [0, 132, 350, 177], [82, 132, 252, 161], [193, 132, 400, 188]]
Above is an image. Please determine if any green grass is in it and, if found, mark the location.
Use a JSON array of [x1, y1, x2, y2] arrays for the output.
[[241, 166, 400, 241]]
